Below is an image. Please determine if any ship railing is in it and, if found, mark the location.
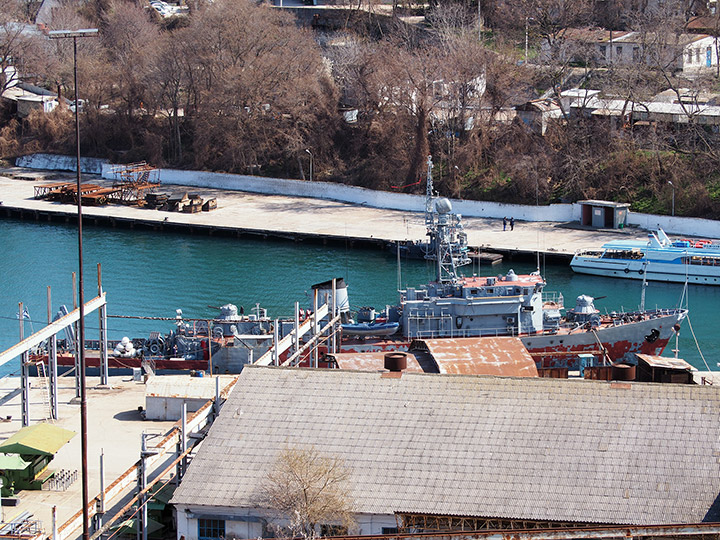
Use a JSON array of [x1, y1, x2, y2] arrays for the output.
[[542, 291, 564, 308], [407, 326, 517, 339]]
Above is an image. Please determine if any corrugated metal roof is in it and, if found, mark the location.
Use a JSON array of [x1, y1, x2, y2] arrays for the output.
[[145, 374, 236, 399], [171, 367, 720, 525], [329, 351, 426, 372], [0, 423, 75, 456], [419, 337, 538, 377], [635, 354, 694, 371]]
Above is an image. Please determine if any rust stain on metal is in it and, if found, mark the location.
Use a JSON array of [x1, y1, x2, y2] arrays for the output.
[[635, 353, 693, 370], [610, 382, 632, 390], [420, 337, 538, 377], [329, 351, 425, 372]]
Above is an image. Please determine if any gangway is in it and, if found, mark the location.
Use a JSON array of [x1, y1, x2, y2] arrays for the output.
[[254, 303, 329, 366], [254, 280, 344, 368]]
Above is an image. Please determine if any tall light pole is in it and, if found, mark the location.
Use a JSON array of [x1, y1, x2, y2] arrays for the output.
[[305, 148, 313, 182], [48, 28, 98, 540], [668, 180, 675, 216], [525, 17, 534, 63]]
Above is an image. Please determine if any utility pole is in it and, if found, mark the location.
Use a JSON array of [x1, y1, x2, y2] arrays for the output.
[[48, 28, 99, 540]]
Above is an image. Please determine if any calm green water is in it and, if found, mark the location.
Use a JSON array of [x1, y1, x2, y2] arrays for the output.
[[1, 218, 718, 375]]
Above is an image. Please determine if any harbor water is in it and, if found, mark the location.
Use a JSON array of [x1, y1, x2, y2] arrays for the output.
[[1, 217, 718, 376]]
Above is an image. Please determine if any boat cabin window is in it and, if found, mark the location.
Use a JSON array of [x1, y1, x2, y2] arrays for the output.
[[602, 249, 644, 260], [683, 255, 720, 266]]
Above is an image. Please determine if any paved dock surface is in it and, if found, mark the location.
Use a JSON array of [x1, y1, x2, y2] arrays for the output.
[[0, 172, 654, 258], [0, 374, 175, 539]]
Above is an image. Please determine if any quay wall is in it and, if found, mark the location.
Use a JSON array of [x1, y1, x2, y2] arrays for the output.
[[118, 167, 720, 238], [102, 165, 577, 222], [15, 153, 720, 238]]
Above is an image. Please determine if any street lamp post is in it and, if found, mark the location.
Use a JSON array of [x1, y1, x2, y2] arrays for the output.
[[48, 28, 98, 540], [305, 148, 313, 182], [525, 17, 534, 63], [668, 181, 675, 216]]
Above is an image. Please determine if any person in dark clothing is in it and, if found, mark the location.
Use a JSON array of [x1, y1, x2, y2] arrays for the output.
[[503, 217, 507, 231], [510, 217, 514, 231]]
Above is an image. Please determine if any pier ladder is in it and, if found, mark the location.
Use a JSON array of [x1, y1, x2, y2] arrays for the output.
[[34, 360, 54, 422]]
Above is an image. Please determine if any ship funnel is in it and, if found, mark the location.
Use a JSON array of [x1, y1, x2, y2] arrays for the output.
[[311, 278, 350, 313]]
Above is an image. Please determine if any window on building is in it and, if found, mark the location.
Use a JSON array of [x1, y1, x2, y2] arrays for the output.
[[697, 48, 701, 63], [199, 519, 225, 540], [616, 46, 622, 58], [688, 49, 693, 63], [633, 46, 640, 60], [599, 45, 607, 58], [320, 525, 348, 537]]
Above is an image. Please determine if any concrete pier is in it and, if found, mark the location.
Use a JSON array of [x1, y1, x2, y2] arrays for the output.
[[0, 374, 176, 539], [0, 171, 653, 260]]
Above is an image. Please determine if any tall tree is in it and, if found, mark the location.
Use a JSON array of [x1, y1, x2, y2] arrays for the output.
[[178, 0, 338, 175]]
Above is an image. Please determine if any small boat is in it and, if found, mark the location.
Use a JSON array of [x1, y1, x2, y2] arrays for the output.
[[341, 322, 399, 337], [571, 229, 720, 285]]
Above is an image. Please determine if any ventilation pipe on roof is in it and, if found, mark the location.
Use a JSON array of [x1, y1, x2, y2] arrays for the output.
[[384, 352, 407, 372]]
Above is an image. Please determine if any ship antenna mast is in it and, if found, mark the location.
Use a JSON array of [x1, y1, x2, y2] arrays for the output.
[[425, 155, 435, 228], [423, 155, 471, 284]]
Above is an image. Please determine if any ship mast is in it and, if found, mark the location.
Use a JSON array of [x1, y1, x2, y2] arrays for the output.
[[425, 155, 435, 228], [424, 155, 471, 284]]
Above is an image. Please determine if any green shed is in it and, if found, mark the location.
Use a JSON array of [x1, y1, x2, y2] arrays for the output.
[[0, 423, 75, 495]]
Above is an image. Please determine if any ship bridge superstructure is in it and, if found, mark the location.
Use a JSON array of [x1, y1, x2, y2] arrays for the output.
[[401, 270, 547, 339]]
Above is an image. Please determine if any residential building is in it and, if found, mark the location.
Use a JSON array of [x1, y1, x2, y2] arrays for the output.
[[539, 28, 718, 74]]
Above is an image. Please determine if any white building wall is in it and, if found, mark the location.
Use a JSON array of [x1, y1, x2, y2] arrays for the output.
[[175, 505, 395, 540], [355, 512, 401, 535], [680, 36, 717, 73], [145, 396, 209, 421], [175, 505, 264, 540]]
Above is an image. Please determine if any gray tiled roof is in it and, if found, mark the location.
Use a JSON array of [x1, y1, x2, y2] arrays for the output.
[[171, 366, 720, 525]]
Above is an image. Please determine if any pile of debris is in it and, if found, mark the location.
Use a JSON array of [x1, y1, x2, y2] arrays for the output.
[[145, 192, 216, 213]]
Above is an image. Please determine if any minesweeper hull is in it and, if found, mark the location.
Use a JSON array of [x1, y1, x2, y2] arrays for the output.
[[339, 309, 685, 371], [520, 309, 685, 369]]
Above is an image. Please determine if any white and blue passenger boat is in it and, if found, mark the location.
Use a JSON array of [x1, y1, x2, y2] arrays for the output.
[[571, 229, 720, 285]]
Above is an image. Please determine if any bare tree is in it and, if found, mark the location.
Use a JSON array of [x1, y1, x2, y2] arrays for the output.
[[259, 446, 356, 540], [176, 0, 338, 175], [101, 0, 160, 118], [147, 32, 187, 163], [0, 0, 50, 96]]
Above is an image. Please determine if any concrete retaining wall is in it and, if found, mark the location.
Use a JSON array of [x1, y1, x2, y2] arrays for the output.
[[16, 153, 108, 175], [17, 153, 720, 237], [102, 166, 577, 222], [625, 213, 720, 238]]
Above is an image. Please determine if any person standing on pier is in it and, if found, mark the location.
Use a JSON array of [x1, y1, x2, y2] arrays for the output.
[[503, 217, 507, 231], [510, 217, 514, 231]]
